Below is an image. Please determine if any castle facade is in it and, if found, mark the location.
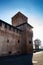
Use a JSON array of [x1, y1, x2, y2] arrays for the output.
[[0, 12, 33, 55]]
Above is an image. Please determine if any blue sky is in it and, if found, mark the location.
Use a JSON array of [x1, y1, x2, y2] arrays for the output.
[[0, 0, 43, 22], [0, 0, 43, 46]]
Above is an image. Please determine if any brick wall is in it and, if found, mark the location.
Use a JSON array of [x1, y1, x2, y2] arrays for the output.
[[0, 22, 21, 56]]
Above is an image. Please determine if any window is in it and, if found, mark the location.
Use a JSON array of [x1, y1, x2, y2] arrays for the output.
[[8, 51, 12, 54], [29, 41, 32, 44], [7, 39, 9, 43], [18, 40, 20, 43]]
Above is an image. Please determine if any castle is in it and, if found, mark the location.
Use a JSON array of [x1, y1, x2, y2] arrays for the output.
[[0, 12, 33, 55]]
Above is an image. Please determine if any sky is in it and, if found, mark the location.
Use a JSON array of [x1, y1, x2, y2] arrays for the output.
[[0, 0, 43, 47]]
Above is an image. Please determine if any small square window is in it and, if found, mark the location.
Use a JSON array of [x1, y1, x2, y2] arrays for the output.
[[29, 41, 32, 44], [18, 40, 20, 43], [8, 51, 11, 54], [7, 39, 9, 43]]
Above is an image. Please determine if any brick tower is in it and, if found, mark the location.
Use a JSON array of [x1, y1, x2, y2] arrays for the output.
[[12, 12, 33, 54]]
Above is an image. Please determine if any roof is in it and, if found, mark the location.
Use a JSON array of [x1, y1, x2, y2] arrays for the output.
[[12, 12, 28, 20], [16, 22, 33, 28]]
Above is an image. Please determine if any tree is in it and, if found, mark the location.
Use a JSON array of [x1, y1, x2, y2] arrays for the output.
[[34, 39, 41, 50]]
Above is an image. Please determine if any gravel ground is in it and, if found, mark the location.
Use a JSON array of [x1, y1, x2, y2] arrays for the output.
[[32, 51, 43, 65]]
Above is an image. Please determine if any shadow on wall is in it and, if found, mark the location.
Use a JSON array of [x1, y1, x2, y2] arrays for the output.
[[0, 54, 33, 65]]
